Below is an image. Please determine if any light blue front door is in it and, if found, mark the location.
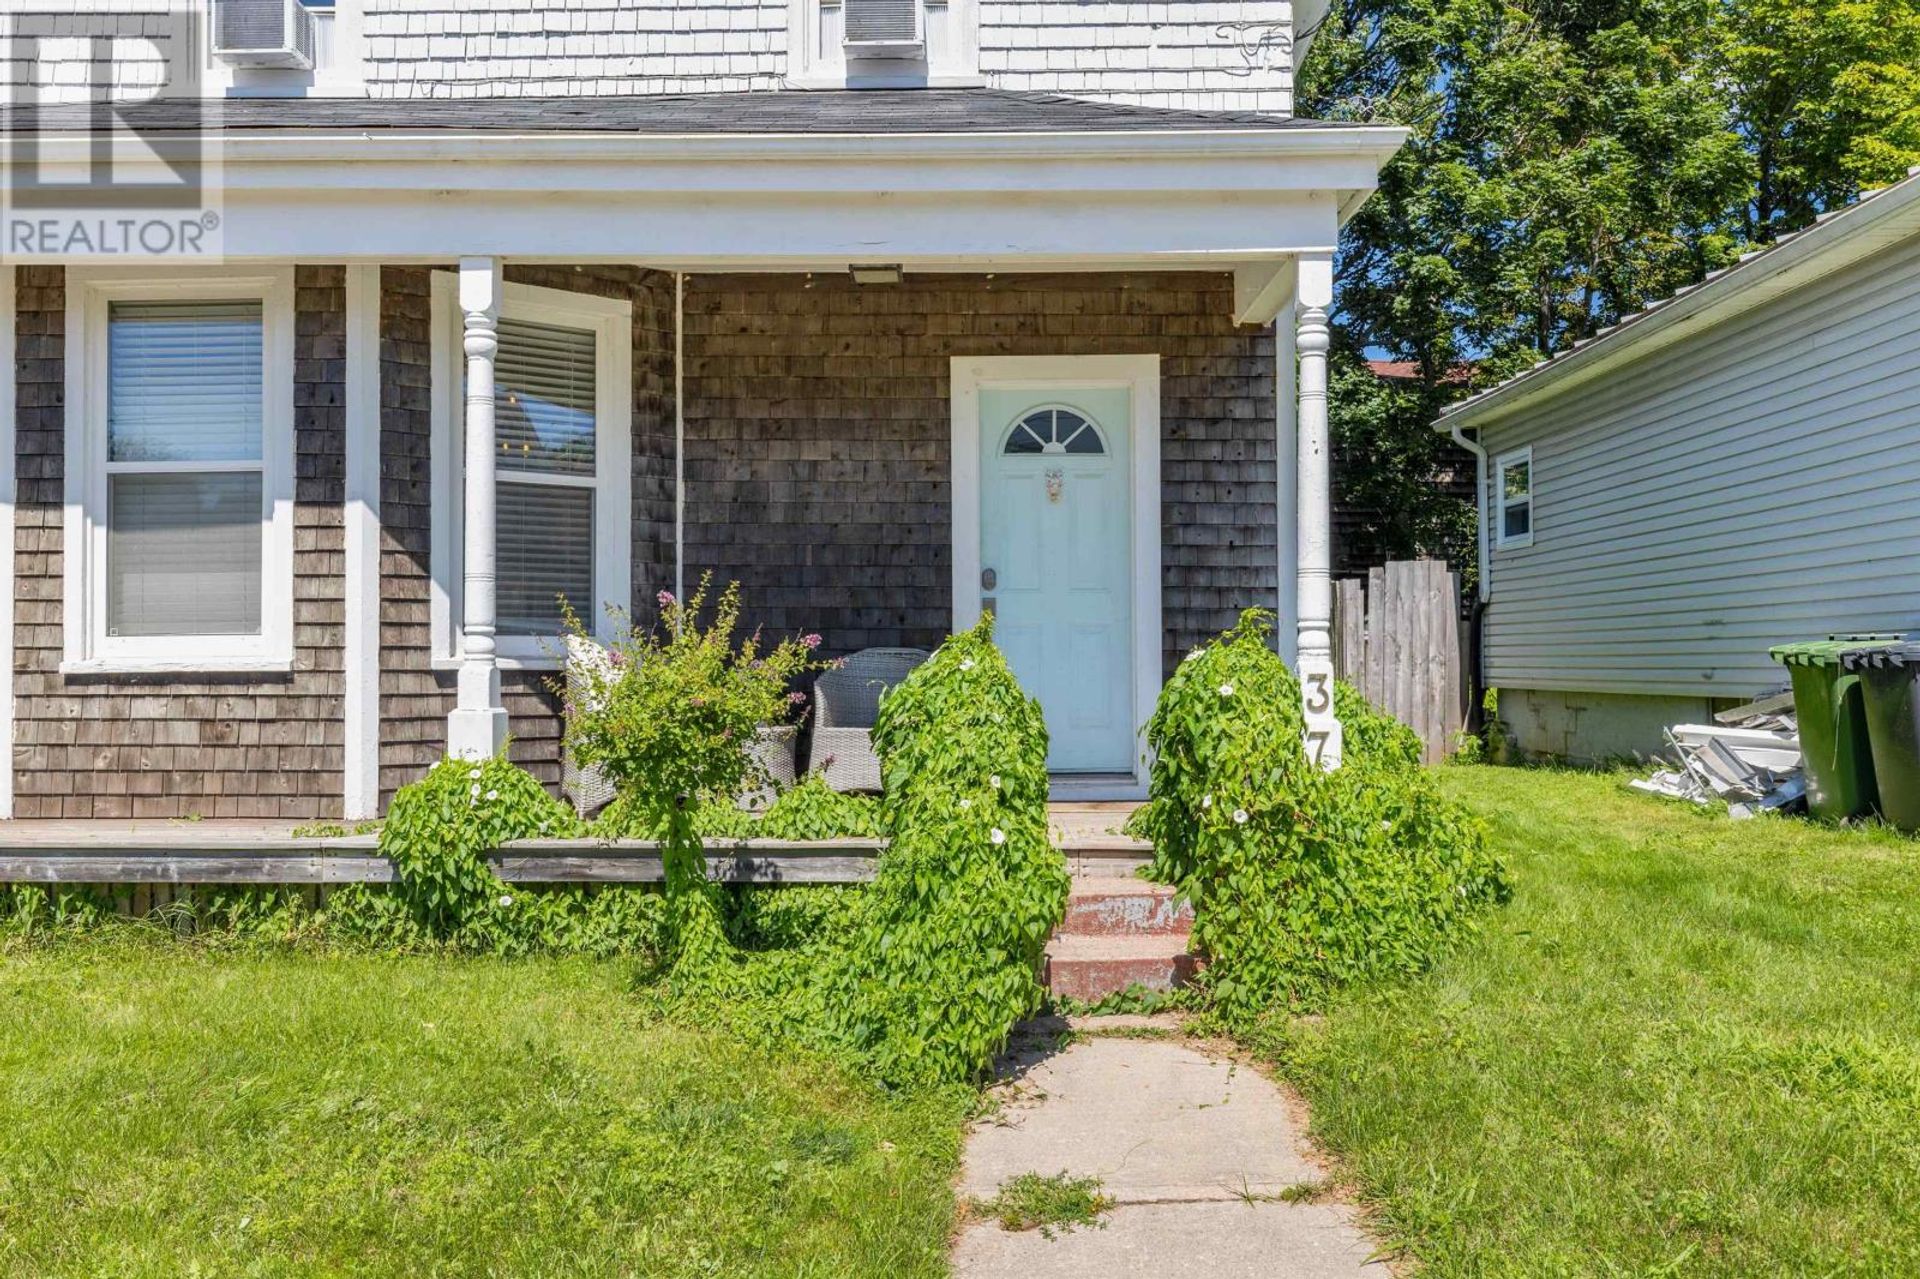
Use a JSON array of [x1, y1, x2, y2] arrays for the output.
[[980, 386, 1133, 773]]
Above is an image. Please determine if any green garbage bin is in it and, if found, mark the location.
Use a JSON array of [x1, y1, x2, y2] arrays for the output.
[[1839, 644, 1920, 833], [1769, 636, 1901, 821]]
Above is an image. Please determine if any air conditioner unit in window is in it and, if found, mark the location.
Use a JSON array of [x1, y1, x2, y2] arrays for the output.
[[843, 0, 924, 56], [212, 0, 316, 70]]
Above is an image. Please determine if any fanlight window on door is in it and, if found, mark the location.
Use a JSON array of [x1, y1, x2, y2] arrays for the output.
[[1003, 407, 1106, 456]]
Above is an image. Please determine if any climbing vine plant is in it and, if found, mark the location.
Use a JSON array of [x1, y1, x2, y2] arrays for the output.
[[1130, 609, 1509, 1025]]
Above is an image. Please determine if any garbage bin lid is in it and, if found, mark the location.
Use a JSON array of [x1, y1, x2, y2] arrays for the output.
[[1838, 642, 1920, 671], [1770, 634, 1906, 667]]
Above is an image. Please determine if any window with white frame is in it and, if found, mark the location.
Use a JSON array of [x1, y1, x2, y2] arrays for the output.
[[431, 277, 632, 667], [787, 0, 980, 88], [65, 268, 296, 672], [1494, 447, 1533, 549]]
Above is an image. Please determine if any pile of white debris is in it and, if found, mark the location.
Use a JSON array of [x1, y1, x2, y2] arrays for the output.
[[1631, 691, 1806, 819]]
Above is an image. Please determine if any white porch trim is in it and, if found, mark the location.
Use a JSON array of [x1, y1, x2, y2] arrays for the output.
[[0, 269, 14, 819], [950, 353, 1161, 801], [342, 265, 381, 817], [14, 126, 1390, 271], [1293, 251, 1342, 769]]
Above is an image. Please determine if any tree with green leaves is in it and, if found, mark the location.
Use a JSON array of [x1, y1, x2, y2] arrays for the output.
[[1298, 0, 1920, 567]]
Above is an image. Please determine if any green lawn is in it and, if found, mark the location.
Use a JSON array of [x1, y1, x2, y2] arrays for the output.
[[1277, 766, 1920, 1277], [0, 944, 964, 1278]]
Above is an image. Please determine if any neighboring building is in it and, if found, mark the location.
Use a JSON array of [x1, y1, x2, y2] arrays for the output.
[[1437, 170, 1920, 764], [0, 0, 1404, 816]]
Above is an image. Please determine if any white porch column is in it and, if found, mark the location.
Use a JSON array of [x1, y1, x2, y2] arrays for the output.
[[1273, 296, 1298, 669], [1294, 252, 1342, 769], [448, 256, 509, 759]]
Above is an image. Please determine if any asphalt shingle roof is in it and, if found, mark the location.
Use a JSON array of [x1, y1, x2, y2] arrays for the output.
[[3, 88, 1366, 134]]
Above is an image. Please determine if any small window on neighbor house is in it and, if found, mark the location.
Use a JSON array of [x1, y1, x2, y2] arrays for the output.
[[1495, 448, 1533, 548]]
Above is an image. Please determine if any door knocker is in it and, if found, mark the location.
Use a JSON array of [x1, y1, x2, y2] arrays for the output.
[[1045, 467, 1064, 503]]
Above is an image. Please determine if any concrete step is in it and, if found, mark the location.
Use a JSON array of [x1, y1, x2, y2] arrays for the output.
[[1045, 934, 1198, 1003], [1063, 882, 1192, 938]]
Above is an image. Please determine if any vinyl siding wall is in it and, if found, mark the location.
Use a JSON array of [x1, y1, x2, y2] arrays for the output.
[[1479, 229, 1920, 699]]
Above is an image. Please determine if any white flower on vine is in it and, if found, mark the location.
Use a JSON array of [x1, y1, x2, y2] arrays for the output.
[[486, 789, 499, 801], [468, 768, 482, 780], [958, 798, 973, 810], [1218, 682, 1235, 698], [989, 775, 1002, 789], [498, 894, 514, 908], [470, 783, 481, 798], [1201, 794, 1213, 810], [960, 658, 976, 671], [1233, 809, 1249, 825], [989, 827, 1006, 845], [1185, 648, 1202, 662]]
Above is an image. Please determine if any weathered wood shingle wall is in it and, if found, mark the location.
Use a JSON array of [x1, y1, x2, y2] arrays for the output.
[[10, 265, 346, 818], [374, 265, 677, 807], [681, 271, 1278, 677]]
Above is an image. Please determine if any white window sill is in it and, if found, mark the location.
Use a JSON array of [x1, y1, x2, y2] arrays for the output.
[[431, 654, 563, 674], [60, 657, 295, 677]]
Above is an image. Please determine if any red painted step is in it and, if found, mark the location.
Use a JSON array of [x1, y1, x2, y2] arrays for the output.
[[1044, 934, 1199, 1003], [1062, 882, 1193, 938]]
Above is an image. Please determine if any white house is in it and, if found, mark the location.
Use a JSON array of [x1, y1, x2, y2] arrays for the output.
[[0, 0, 1402, 818], [1438, 169, 1920, 763]]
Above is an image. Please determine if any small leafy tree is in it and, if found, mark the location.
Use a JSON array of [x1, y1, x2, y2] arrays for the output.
[[562, 576, 823, 969]]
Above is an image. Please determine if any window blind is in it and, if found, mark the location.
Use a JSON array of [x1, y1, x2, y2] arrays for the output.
[[107, 472, 263, 636], [107, 301, 263, 463], [495, 317, 596, 477], [496, 483, 593, 636]]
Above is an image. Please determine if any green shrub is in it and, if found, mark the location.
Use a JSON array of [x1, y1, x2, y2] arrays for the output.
[[562, 577, 823, 967], [379, 754, 581, 941], [339, 758, 673, 957], [656, 616, 1069, 1088], [726, 884, 870, 952], [759, 774, 884, 840], [1131, 609, 1508, 1024], [592, 772, 882, 843], [820, 615, 1070, 1086]]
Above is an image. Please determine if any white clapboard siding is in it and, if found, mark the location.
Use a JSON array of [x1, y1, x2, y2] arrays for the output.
[[1480, 227, 1920, 699]]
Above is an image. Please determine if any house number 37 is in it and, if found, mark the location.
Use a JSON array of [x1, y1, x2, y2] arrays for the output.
[[1298, 657, 1344, 771]]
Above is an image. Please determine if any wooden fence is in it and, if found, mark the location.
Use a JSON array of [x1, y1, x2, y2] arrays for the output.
[[1332, 559, 1471, 765]]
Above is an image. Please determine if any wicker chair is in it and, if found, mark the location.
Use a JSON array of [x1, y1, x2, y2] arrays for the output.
[[807, 647, 931, 792]]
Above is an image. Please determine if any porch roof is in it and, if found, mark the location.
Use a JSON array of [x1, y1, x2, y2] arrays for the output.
[[10, 90, 1405, 321], [7, 88, 1369, 136]]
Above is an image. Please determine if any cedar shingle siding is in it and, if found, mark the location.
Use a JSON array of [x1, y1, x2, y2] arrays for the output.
[[11, 265, 347, 818], [11, 265, 1275, 814], [682, 272, 1277, 677]]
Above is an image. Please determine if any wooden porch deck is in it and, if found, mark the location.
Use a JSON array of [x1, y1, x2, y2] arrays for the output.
[[0, 802, 1149, 885]]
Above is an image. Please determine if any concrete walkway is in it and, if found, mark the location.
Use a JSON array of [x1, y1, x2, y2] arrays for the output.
[[954, 1027, 1389, 1278]]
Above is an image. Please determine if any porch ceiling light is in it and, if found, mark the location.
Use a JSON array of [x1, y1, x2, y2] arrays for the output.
[[849, 263, 903, 285]]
